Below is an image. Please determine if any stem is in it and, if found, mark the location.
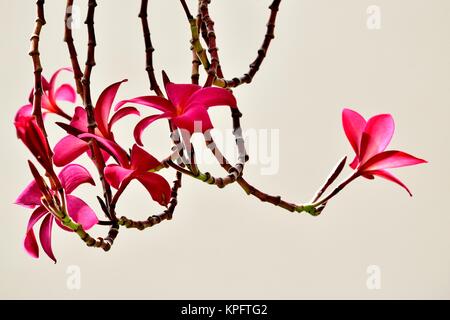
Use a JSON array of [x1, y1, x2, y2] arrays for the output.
[[222, 0, 282, 88], [311, 156, 347, 203], [312, 173, 359, 207], [29, 0, 47, 136], [199, 0, 221, 87], [118, 172, 182, 230], [139, 0, 163, 97], [190, 0, 282, 88], [80, 0, 116, 223], [64, 0, 84, 100]]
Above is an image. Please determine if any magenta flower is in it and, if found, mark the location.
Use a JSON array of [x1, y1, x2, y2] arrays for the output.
[[114, 76, 237, 145], [14, 115, 53, 173], [342, 108, 427, 195], [53, 80, 139, 166], [15, 164, 99, 262], [77, 136, 171, 206], [17, 67, 76, 121]]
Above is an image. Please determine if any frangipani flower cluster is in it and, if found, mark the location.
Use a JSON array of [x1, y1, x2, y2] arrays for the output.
[[15, 0, 426, 262]]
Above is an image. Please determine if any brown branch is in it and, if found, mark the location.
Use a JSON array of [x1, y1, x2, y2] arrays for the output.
[[64, 0, 84, 99], [29, 0, 47, 136], [117, 172, 182, 230], [222, 0, 282, 88], [199, 0, 221, 87], [81, 0, 97, 132], [80, 0, 116, 224], [139, 0, 163, 97], [193, 0, 282, 88]]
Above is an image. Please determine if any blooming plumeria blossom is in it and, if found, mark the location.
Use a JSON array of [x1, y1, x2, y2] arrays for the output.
[[15, 164, 99, 262], [114, 74, 237, 145], [342, 108, 427, 196], [17, 67, 76, 121], [79, 134, 171, 207], [53, 80, 140, 166]]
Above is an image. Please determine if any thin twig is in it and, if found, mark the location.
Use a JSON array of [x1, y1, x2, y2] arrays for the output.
[[64, 0, 84, 99], [139, 0, 163, 97], [29, 0, 47, 136]]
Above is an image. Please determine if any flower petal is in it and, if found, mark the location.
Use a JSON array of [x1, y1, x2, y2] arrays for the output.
[[26, 206, 49, 232], [15, 104, 33, 122], [135, 172, 171, 207], [368, 169, 413, 197], [115, 96, 175, 113], [184, 87, 237, 111], [53, 135, 90, 167], [108, 107, 140, 131], [359, 114, 395, 164], [39, 214, 57, 263], [165, 83, 201, 109], [78, 133, 130, 167], [15, 116, 53, 172], [69, 106, 89, 132], [360, 150, 427, 172], [130, 144, 161, 171], [94, 79, 127, 137], [58, 164, 95, 194], [133, 113, 170, 146], [342, 108, 366, 158], [349, 155, 359, 170], [24, 228, 39, 259], [173, 105, 213, 133], [15, 180, 43, 208], [66, 194, 99, 230], [104, 164, 133, 189], [54, 83, 76, 103]]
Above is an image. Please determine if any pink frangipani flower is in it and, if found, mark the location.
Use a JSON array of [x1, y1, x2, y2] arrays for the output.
[[77, 136, 171, 207], [342, 108, 427, 196], [53, 80, 139, 166], [17, 67, 77, 121], [15, 164, 99, 262], [114, 73, 237, 145]]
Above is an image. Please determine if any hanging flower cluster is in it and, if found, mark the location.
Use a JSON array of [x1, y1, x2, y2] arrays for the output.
[[14, 0, 426, 262]]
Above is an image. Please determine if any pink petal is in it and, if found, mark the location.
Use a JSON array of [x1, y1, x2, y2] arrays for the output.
[[349, 155, 359, 170], [94, 80, 127, 136], [54, 83, 76, 103], [173, 105, 213, 133], [53, 135, 90, 167], [130, 144, 161, 171], [133, 113, 170, 146], [342, 108, 366, 158], [115, 96, 175, 113], [24, 228, 39, 259], [66, 194, 99, 230], [104, 164, 133, 189], [135, 172, 171, 207], [108, 107, 140, 131], [165, 83, 201, 109], [14, 116, 53, 172], [368, 169, 413, 197], [15, 104, 33, 122], [27, 206, 49, 232], [69, 107, 89, 132], [360, 150, 427, 172], [184, 87, 237, 111], [48, 67, 73, 103], [39, 214, 57, 263], [359, 114, 395, 165], [15, 180, 43, 208], [78, 133, 130, 167], [58, 164, 95, 194]]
